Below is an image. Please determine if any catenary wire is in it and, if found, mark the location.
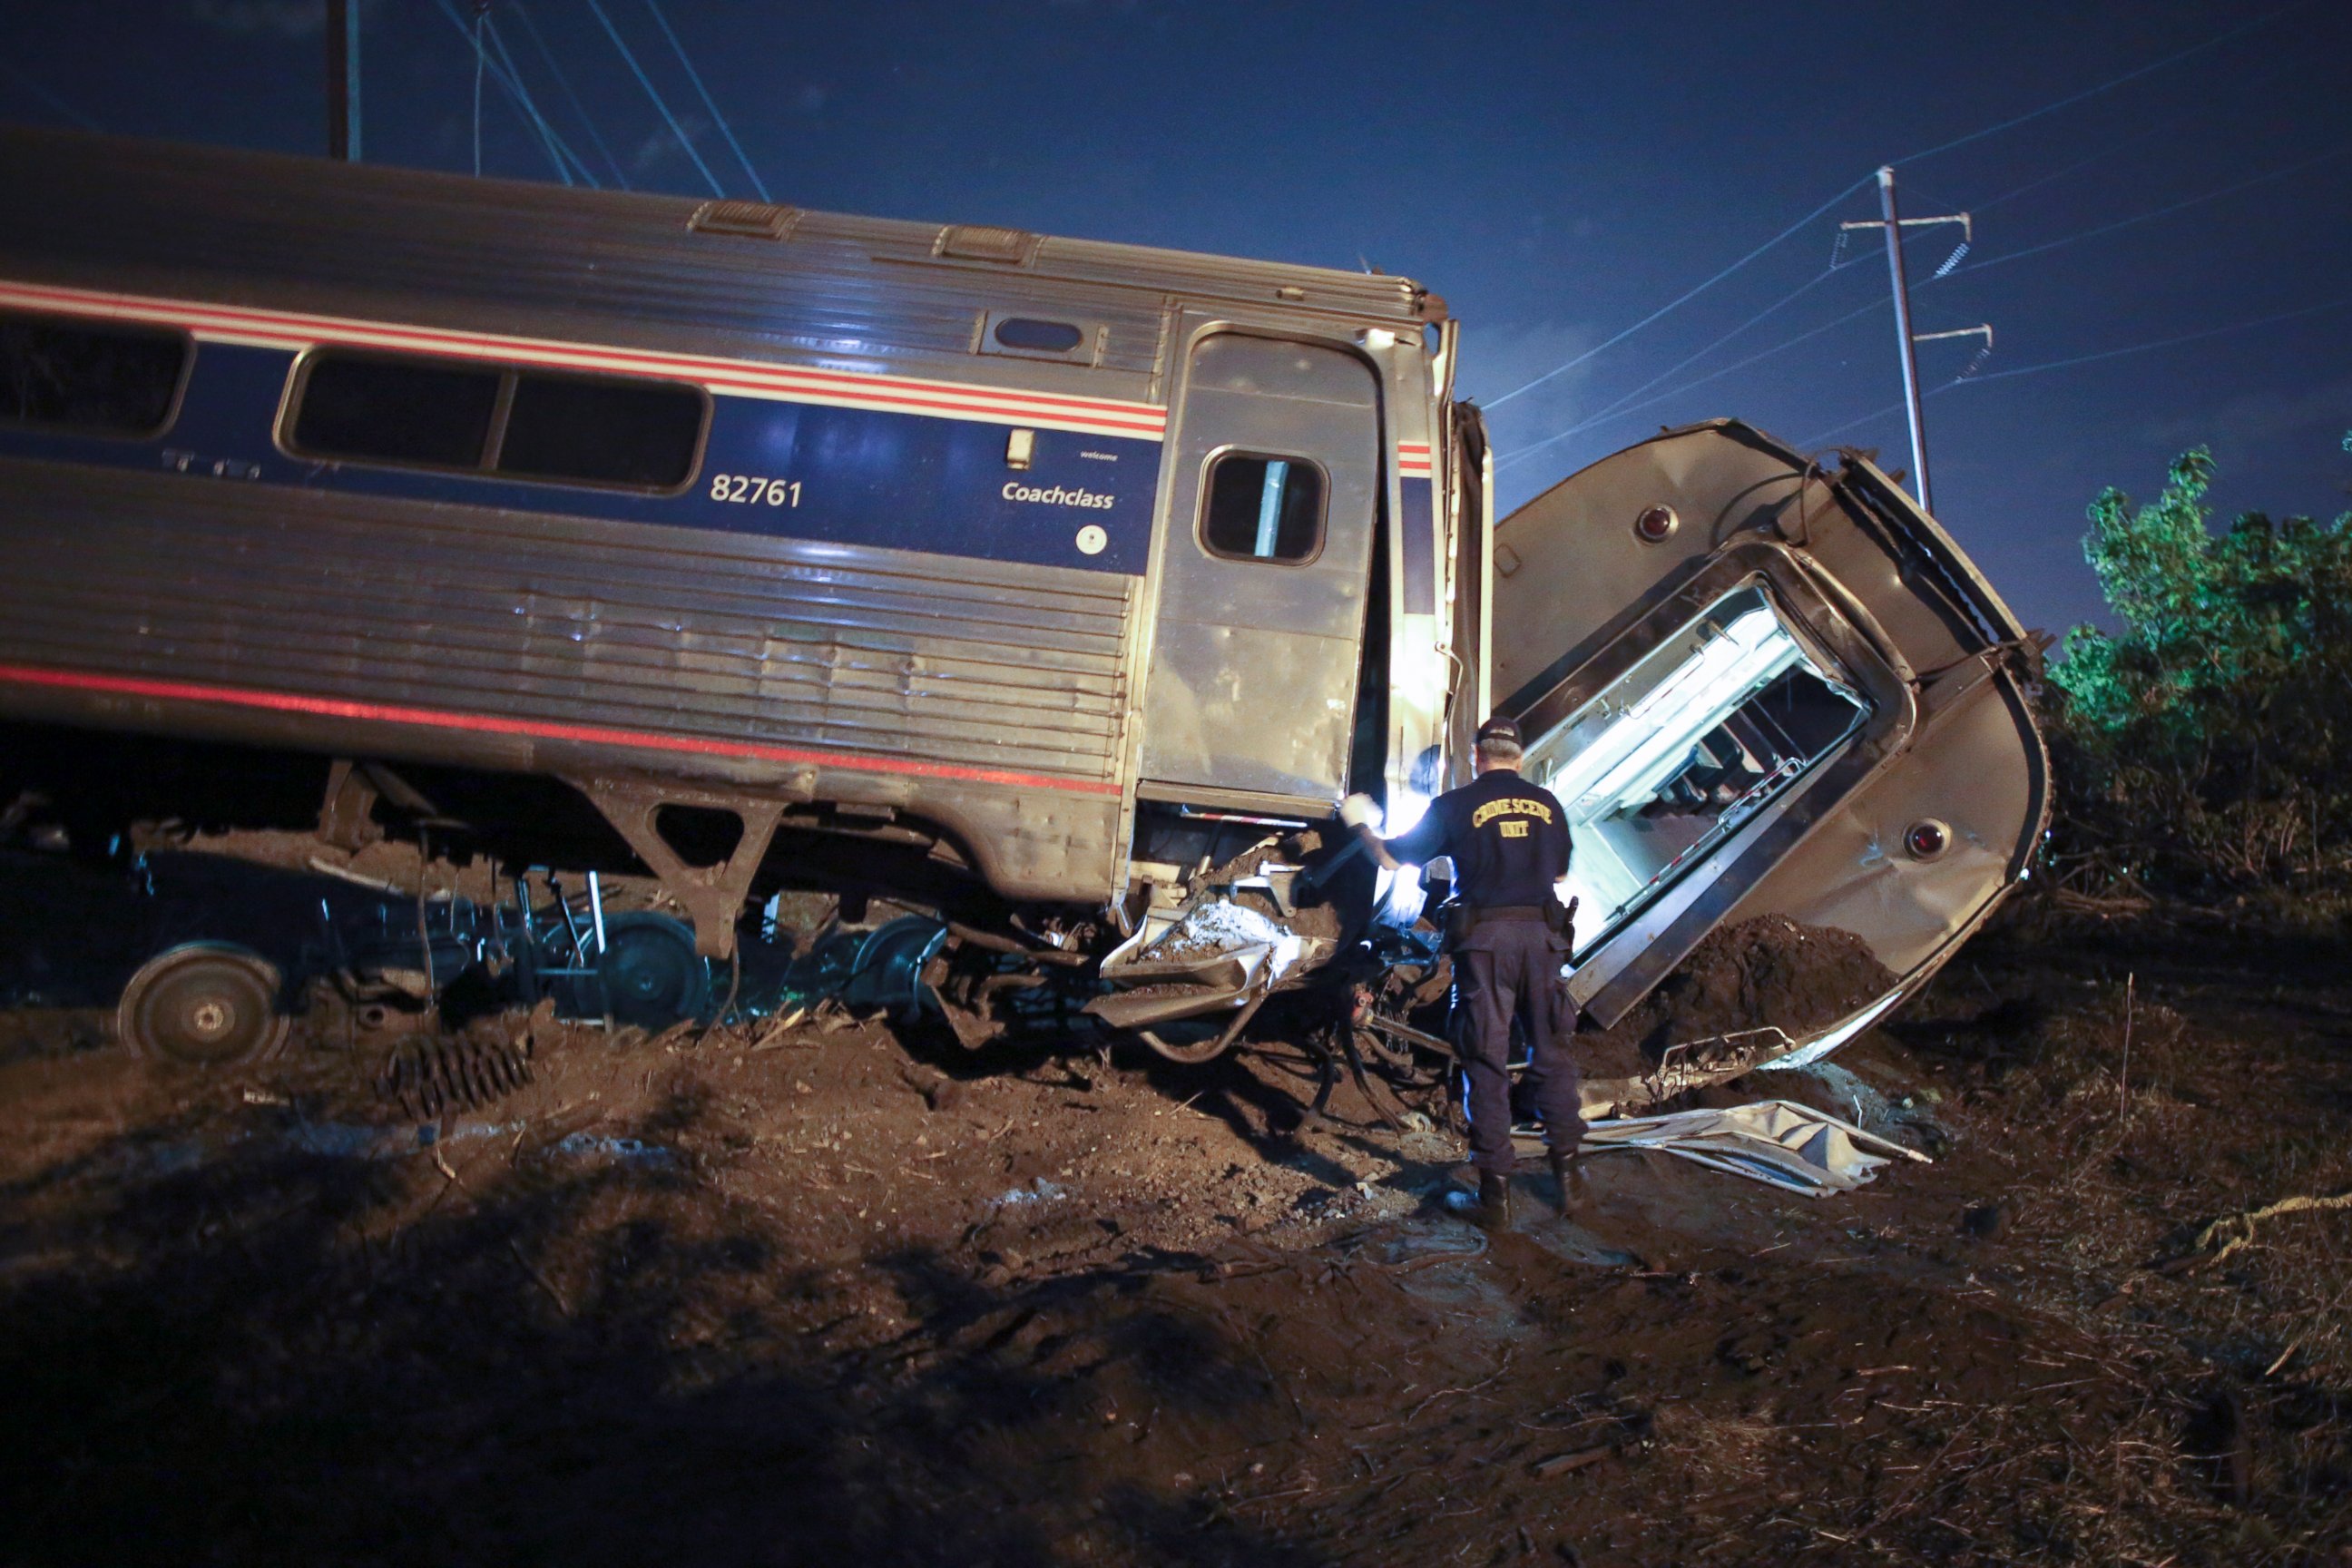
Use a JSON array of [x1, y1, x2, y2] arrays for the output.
[[642, 0, 769, 202], [1505, 263, 1867, 449], [482, 15, 581, 185], [583, 0, 725, 197], [1488, 5, 2308, 423], [1891, 0, 2307, 167], [1794, 295, 2352, 449], [1483, 175, 1875, 410], [1495, 296, 1888, 471], [431, 0, 580, 184], [507, 0, 632, 189], [1950, 142, 2352, 277], [471, 2, 486, 177], [1965, 52, 2306, 213], [1513, 135, 2352, 471], [1963, 295, 2352, 383]]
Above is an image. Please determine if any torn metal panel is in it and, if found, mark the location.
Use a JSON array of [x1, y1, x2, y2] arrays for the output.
[[1561, 1100, 1930, 1196]]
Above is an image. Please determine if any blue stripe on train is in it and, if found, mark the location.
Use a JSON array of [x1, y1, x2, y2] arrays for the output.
[[0, 342, 1161, 576], [1398, 477, 1436, 614]]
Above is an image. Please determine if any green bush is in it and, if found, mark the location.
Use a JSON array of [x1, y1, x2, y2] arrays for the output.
[[2046, 443, 2352, 893]]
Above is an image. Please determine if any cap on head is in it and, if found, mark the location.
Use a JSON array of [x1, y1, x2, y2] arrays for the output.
[[1475, 715, 1523, 760]]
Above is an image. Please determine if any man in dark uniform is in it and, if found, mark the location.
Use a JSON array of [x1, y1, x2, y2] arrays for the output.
[[1343, 717, 1585, 1229]]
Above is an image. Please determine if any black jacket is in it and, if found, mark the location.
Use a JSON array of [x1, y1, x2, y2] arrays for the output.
[[1382, 767, 1571, 909]]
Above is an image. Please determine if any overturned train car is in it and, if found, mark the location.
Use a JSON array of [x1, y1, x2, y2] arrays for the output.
[[0, 128, 2046, 1073]]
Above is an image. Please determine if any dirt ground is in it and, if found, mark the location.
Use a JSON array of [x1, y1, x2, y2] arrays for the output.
[[3, 855, 2350, 1565]]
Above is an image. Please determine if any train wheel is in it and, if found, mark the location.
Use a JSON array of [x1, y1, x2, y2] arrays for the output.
[[594, 912, 710, 1031], [116, 942, 292, 1068]]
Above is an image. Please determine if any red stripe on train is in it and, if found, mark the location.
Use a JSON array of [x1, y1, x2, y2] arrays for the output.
[[0, 279, 1168, 430], [0, 663, 1123, 799]]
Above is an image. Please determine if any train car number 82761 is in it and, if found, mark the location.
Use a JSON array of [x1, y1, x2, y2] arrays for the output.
[[709, 475, 802, 506]]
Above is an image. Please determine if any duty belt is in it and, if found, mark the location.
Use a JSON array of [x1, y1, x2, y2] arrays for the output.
[[1467, 905, 1549, 922]]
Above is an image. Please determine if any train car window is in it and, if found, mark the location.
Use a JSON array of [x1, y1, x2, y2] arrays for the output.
[[1200, 451, 1325, 564], [993, 318, 1084, 354], [286, 350, 706, 491], [0, 312, 188, 436], [292, 353, 501, 467], [977, 308, 1099, 364], [497, 374, 703, 488]]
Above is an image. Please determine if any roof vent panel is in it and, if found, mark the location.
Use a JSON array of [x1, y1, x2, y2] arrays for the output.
[[937, 224, 1039, 266], [689, 200, 801, 240]]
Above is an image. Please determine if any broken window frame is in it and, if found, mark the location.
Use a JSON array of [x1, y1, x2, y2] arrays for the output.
[[1524, 581, 1871, 953], [1506, 542, 1919, 1004]]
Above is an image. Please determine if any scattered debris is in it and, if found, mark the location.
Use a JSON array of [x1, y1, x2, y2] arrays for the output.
[[1573, 1099, 1927, 1195], [2163, 1186, 2352, 1273], [1586, 916, 1897, 1073]]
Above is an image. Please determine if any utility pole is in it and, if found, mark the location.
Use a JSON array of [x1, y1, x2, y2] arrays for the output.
[[1877, 166, 1930, 511], [326, 0, 360, 162], [1841, 166, 1984, 514]]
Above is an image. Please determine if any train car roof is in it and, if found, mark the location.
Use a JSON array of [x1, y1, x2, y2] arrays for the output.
[[0, 125, 1437, 331]]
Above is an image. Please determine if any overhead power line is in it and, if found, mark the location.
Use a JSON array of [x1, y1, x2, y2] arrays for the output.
[[1796, 391, 1948, 452], [1894, 0, 2307, 167], [1485, 2, 2310, 441], [1494, 295, 1887, 472], [1953, 142, 2352, 277], [1966, 51, 2306, 214], [1552, 267, 1856, 437], [1795, 294, 2352, 448], [1964, 295, 2352, 384], [642, 0, 769, 202], [507, 0, 632, 189], [430, 0, 583, 184], [1484, 174, 1875, 410], [481, 13, 589, 185], [583, 0, 725, 197], [470, 1, 486, 176], [1508, 135, 2352, 474]]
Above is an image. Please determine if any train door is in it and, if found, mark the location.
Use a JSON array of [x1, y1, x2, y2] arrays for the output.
[[1137, 331, 1381, 805]]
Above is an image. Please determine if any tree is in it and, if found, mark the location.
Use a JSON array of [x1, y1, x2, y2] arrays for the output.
[[2048, 445, 2352, 889]]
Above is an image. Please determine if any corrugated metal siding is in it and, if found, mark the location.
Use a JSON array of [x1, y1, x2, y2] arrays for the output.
[[0, 129, 1425, 406], [0, 460, 1135, 790]]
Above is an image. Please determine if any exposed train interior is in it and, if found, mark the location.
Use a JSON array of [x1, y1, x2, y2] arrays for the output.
[[1518, 584, 1870, 956]]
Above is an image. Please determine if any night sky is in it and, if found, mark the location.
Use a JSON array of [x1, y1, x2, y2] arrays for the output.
[[5, 0, 2347, 639]]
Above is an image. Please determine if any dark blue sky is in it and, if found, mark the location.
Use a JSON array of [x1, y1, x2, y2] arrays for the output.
[[5, 0, 2347, 637]]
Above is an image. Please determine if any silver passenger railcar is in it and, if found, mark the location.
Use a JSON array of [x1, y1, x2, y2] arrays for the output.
[[0, 128, 2046, 1081]]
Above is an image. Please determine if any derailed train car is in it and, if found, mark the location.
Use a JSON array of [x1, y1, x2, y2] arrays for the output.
[[0, 128, 2047, 1073]]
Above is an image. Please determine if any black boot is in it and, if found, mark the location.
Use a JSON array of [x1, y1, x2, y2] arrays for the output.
[[1476, 1171, 1514, 1231], [1442, 1170, 1514, 1230], [1475, 1170, 1513, 1231], [1550, 1151, 1590, 1217]]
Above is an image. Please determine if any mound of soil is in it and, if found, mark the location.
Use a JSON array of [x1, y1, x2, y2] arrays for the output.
[[1578, 913, 1896, 1081]]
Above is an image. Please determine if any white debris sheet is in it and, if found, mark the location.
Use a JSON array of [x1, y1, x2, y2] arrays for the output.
[[1574, 1099, 1930, 1196]]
